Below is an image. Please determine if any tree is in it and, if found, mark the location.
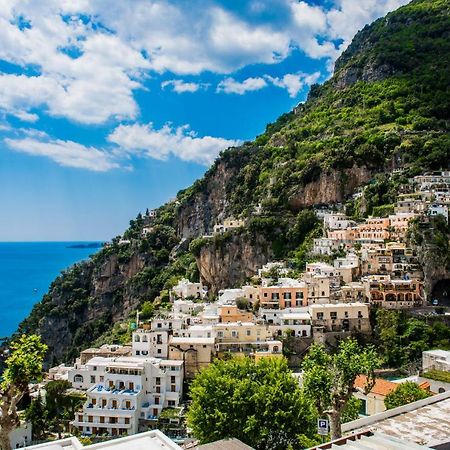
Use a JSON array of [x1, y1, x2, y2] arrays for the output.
[[25, 395, 47, 441], [302, 339, 379, 440], [0, 334, 47, 450], [384, 381, 431, 410], [187, 357, 317, 450], [235, 297, 250, 311]]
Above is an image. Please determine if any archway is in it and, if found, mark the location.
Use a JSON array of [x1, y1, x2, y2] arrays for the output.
[[431, 279, 450, 306]]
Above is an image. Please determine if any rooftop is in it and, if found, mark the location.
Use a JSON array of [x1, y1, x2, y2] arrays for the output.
[[354, 375, 398, 397], [197, 438, 254, 450], [342, 390, 450, 447], [25, 430, 182, 450]]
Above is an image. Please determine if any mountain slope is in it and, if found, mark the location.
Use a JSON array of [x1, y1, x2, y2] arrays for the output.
[[16, 0, 450, 364]]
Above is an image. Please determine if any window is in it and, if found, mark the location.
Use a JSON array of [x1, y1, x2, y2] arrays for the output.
[[168, 400, 175, 407], [321, 291, 325, 296], [330, 312, 337, 320], [263, 293, 268, 297], [142, 335, 148, 342], [74, 374, 83, 383], [317, 312, 324, 320], [155, 397, 160, 405], [125, 418, 130, 424], [171, 384, 176, 392], [134, 335, 140, 342], [90, 375, 95, 384], [155, 377, 161, 385], [136, 350, 141, 355], [296, 292, 304, 299], [271, 293, 279, 300], [246, 329, 251, 336], [283, 292, 291, 300], [171, 375, 176, 383], [157, 349, 161, 354], [157, 323, 162, 328], [156, 386, 161, 393], [231, 330, 238, 338], [217, 331, 224, 338], [344, 311, 349, 318]]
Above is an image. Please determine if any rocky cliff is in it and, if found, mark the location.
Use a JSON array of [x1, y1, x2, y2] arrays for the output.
[[16, 0, 450, 364]]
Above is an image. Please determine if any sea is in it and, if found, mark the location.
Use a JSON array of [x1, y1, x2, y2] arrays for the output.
[[0, 242, 101, 338]]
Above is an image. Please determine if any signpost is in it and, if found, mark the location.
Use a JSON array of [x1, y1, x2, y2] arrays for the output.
[[317, 418, 329, 437]]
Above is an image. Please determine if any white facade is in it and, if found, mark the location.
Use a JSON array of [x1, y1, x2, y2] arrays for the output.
[[428, 204, 448, 221], [218, 288, 245, 304], [71, 357, 183, 437], [269, 311, 311, 338], [323, 213, 356, 230], [423, 350, 450, 372], [171, 278, 206, 299], [132, 329, 169, 358], [25, 430, 182, 450], [312, 238, 341, 255], [172, 299, 203, 315]]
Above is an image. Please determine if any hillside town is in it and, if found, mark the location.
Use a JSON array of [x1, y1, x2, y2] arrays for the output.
[[4, 171, 448, 449]]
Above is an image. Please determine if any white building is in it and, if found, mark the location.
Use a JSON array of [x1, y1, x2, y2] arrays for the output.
[[171, 279, 206, 300], [213, 217, 245, 234], [428, 204, 449, 221], [132, 329, 169, 359], [217, 288, 245, 304], [71, 356, 183, 436], [25, 429, 182, 450], [269, 310, 311, 338], [305, 263, 341, 289], [323, 213, 356, 230], [312, 238, 341, 255], [422, 350, 450, 372], [172, 299, 203, 316]]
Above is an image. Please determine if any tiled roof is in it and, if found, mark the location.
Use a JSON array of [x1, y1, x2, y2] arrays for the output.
[[354, 375, 398, 397]]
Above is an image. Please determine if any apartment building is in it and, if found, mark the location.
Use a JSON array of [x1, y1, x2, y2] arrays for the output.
[[213, 217, 245, 234], [312, 237, 341, 256], [305, 263, 341, 288], [218, 304, 253, 323], [258, 279, 308, 309], [268, 310, 312, 338], [303, 274, 332, 304], [363, 275, 424, 309], [309, 303, 370, 333], [71, 356, 183, 437], [323, 213, 356, 230], [132, 329, 169, 359], [79, 345, 132, 365], [213, 322, 282, 356], [171, 279, 206, 299], [168, 336, 215, 379], [334, 253, 360, 283]]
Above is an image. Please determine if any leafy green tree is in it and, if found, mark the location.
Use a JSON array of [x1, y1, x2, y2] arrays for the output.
[[0, 335, 47, 450], [375, 309, 402, 367], [25, 395, 47, 440], [302, 339, 379, 440], [187, 357, 317, 450], [139, 301, 155, 320], [235, 297, 250, 311], [384, 381, 431, 409]]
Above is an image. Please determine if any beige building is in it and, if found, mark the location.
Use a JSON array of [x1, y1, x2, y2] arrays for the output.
[[309, 303, 370, 333], [218, 304, 254, 323], [79, 345, 132, 365], [168, 336, 215, 379]]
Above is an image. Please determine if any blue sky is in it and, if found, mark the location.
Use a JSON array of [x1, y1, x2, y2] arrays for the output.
[[0, 0, 408, 241]]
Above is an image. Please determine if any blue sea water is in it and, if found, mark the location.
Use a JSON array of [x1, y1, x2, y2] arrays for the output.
[[0, 242, 100, 338]]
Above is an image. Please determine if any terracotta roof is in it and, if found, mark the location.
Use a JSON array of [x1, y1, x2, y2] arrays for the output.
[[354, 375, 398, 397]]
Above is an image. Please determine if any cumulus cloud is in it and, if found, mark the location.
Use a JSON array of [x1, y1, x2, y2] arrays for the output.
[[5, 134, 119, 172], [108, 123, 241, 166], [266, 71, 321, 97], [161, 79, 208, 94], [217, 77, 267, 95]]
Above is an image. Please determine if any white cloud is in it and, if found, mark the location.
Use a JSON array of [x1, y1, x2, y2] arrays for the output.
[[5, 135, 119, 171], [266, 71, 321, 97], [161, 79, 208, 94], [0, 0, 410, 125], [108, 123, 241, 166], [217, 77, 267, 95]]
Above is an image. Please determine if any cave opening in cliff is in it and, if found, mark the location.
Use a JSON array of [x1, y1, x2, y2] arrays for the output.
[[431, 279, 450, 306]]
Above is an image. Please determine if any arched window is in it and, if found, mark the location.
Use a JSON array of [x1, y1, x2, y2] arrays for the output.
[[74, 374, 84, 383], [273, 346, 279, 353], [439, 387, 445, 393], [134, 334, 140, 342], [142, 335, 148, 342]]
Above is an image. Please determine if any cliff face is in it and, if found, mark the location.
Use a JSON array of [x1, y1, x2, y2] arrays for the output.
[[196, 233, 273, 294], [16, 0, 450, 364], [288, 165, 373, 209]]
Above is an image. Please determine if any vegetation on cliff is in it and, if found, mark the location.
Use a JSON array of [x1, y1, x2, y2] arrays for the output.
[[15, 0, 450, 364]]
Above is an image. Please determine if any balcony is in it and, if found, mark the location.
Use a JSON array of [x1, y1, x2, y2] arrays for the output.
[[88, 384, 141, 396], [84, 405, 137, 416], [72, 419, 132, 430]]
